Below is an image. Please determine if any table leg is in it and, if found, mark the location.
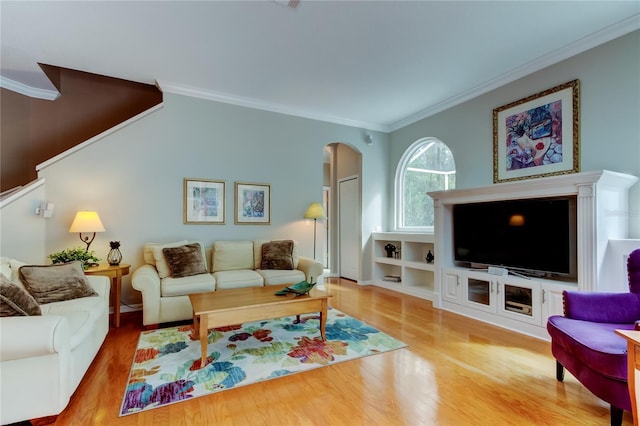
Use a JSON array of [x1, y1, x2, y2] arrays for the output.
[[191, 313, 200, 339], [319, 300, 328, 340], [114, 271, 122, 327], [199, 314, 208, 368]]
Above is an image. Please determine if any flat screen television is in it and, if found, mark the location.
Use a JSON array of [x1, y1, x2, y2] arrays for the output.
[[453, 196, 577, 278]]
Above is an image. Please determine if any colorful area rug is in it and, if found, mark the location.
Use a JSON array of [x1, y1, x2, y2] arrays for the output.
[[120, 308, 407, 416]]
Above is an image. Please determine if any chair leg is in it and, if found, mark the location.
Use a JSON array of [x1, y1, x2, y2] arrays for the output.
[[556, 361, 565, 382], [610, 405, 623, 426]]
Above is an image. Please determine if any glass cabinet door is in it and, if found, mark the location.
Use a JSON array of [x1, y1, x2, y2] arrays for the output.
[[467, 277, 490, 305], [503, 284, 533, 316], [497, 278, 542, 326], [464, 271, 496, 312]]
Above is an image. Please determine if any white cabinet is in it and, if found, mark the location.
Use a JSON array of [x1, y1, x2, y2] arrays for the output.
[[442, 267, 575, 338], [496, 276, 544, 327], [540, 282, 570, 319], [463, 270, 496, 314], [443, 269, 462, 303], [430, 170, 637, 340], [371, 232, 436, 301]]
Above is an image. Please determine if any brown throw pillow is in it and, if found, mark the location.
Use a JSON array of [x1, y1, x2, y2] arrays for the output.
[[0, 274, 41, 316], [261, 240, 294, 270], [162, 243, 208, 278], [19, 261, 98, 304]]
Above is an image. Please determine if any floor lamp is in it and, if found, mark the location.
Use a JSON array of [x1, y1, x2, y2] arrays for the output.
[[304, 202, 326, 259]]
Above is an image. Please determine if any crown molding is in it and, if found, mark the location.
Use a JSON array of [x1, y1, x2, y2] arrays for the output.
[[388, 14, 640, 132], [3, 14, 636, 133], [160, 13, 639, 135], [0, 76, 59, 101], [156, 80, 388, 132]]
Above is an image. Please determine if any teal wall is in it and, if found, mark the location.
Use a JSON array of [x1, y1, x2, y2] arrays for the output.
[[36, 95, 389, 303], [3, 30, 638, 305], [390, 30, 640, 237]]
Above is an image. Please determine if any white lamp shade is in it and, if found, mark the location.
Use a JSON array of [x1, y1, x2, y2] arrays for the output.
[[304, 203, 326, 219], [69, 211, 105, 233]]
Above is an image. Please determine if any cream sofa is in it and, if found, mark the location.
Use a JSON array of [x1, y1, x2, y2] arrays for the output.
[[0, 258, 110, 424], [132, 239, 323, 326]]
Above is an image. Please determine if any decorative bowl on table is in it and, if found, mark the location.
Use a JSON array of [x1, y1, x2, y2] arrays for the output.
[[275, 279, 316, 296]]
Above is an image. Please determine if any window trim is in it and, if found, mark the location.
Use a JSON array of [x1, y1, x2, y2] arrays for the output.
[[394, 137, 455, 232]]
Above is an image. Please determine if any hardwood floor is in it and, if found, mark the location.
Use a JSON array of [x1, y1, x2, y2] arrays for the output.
[[41, 278, 631, 425]]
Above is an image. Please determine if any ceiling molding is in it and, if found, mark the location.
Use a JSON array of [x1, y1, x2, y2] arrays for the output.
[[160, 12, 639, 135], [388, 14, 640, 132], [0, 76, 59, 101], [2, 13, 637, 133], [156, 80, 388, 132]]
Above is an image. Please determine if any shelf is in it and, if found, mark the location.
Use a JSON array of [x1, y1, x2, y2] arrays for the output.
[[403, 268, 434, 290], [404, 260, 435, 271], [404, 241, 434, 263], [374, 257, 402, 266], [371, 232, 435, 301]]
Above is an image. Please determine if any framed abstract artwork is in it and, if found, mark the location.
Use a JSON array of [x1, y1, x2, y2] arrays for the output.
[[234, 182, 271, 225], [183, 178, 225, 224], [493, 79, 580, 183]]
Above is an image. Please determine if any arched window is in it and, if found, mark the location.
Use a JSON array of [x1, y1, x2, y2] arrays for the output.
[[395, 138, 456, 231]]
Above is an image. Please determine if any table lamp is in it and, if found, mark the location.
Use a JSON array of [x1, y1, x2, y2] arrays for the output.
[[69, 211, 105, 251], [304, 202, 326, 259]]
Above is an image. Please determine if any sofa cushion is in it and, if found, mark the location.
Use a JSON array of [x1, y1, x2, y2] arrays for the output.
[[254, 239, 300, 270], [260, 240, 294, 270], [213, 270, 263, 289], [162, 243, 208, 278], [0, 275, 41, 317], [39, 293, 106, 319], [8, 259, 27, 284], [19, 261, 98, 304], [0, 257, 11, 281], [257, 269, 305, 286], [212, 241, 254, 272], [39, 293, 108, 350], [547, 315, 629, 381], [160, 274, 216, 297]]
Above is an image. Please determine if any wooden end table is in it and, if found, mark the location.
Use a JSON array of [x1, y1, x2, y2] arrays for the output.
[[189, 284, 332, 368], [616, 329, 640, 426], [85, 263, 130, 327]]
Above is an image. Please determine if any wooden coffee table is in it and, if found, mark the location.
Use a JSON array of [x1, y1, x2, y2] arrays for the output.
[[188, 284, 331, 368]]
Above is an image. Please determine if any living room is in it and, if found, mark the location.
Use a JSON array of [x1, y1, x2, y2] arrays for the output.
[[1, 2, 639, 425]]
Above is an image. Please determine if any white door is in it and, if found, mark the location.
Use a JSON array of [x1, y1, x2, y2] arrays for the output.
[[338, 176, 359, 281]]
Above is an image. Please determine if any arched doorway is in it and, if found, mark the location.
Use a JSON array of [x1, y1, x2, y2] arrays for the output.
[[324, 142, 362, 280]]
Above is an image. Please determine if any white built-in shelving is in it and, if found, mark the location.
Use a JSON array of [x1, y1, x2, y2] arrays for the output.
[[429, 170, 638, 340], [371, 232, 436, 301]]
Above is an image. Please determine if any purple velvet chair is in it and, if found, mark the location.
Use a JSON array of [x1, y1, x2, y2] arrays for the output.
[[547, 248, 640, 425]]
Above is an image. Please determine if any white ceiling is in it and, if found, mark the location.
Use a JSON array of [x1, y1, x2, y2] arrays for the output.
[[1, 1, 639, 132]]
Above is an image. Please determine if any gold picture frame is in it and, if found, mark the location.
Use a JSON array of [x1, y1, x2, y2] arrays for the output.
[[234, 182, 271, 225], [183, 178, 225, 224], [493, 79, 580, 183]]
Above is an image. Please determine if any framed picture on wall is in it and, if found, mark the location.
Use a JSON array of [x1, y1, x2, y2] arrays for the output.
[[183, 178, 225, 224], [493, 79, 580, 183], [234, 182, 271, 225]]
